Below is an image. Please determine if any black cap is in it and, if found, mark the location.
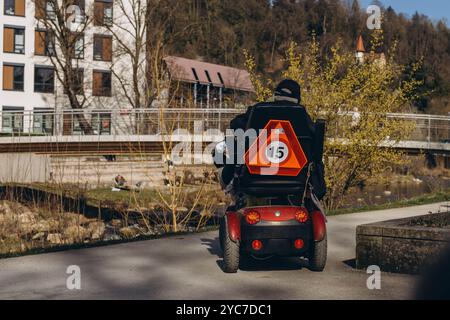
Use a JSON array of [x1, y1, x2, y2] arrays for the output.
[[274, 79, 301, 104]]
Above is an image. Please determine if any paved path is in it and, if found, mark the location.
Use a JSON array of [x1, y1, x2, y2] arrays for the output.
[[1, 202, 447, 300]]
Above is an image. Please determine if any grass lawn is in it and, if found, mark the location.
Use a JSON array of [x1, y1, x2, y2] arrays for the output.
[[84, 188, 161, 207], [48, 185, 450, 215], [3, 182, 450, 215], [328, 191, 450, 216], [8, 182, 224, 210], [1, 183, 449, 259]]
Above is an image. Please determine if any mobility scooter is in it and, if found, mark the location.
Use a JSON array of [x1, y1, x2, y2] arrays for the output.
[[214, 103, 327, 273]]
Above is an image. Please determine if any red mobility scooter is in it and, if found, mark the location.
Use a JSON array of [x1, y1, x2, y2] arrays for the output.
[[215, 103, 327, 273]]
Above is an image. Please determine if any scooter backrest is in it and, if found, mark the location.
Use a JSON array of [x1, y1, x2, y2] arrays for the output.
[[236, 102, 326, 196], [313, 119, 326, 163], [245, 102, 315, 163]]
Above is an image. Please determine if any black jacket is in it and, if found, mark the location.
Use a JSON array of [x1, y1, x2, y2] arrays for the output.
[[225, 101, 327, 200], [231, 101, 315, 132]]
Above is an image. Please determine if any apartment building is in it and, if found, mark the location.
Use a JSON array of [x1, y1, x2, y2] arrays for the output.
[[0, 0, 117, 135], [0, 0, 254, 137]]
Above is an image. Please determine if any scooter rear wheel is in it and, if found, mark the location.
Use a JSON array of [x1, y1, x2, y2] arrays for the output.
[[309, 234, 327, 272], [221, 215, 240, 273]]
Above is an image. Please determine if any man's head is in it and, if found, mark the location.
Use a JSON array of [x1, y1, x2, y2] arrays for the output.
[[274, 79, 301, 104]]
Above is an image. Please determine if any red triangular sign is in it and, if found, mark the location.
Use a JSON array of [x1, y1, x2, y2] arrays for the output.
[[245, 120, 308, 177]]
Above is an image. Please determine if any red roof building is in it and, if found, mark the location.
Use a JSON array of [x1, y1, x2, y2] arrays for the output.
[[163, 56, 255, 109], [164, 56, 254, 92]]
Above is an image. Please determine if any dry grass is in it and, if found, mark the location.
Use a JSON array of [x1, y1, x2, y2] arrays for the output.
[[0, 179, 227, 256], [0, 200, 105, 255]]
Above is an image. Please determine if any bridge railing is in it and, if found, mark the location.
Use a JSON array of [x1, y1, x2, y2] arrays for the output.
[[0, 108, 243, 138], [0, 109, 449, 144], [388, 113, 450, 143]]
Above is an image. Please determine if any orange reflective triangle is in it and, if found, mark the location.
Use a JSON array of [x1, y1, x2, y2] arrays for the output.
[[245, 120, 308, 177]]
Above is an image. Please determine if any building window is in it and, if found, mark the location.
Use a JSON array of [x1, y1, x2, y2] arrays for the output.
[[1, 107, 24, 133], [4, 0, 25, 16], [62, 112, 85, 135], [3, 26, 25, 54], [63, 112, 75, 135], [36, 0, 86, 20], [64, 68, 84, 95], [35, 0, 56, 19], [70, 33, 84, 59], [205, 70, 212, 83], [217, 72, 225, 86], [71, 0, 86, 23], [72, 0, 86, 11], [35, 30, 55, 56], [93, 35, 112, 61], [192, 68, 199, 81], [46, 0, 56, 18], [3, 64, 24, 91], [33, 109, 54, 135], [34, 66, 55, 93], [92, 70, 111, 96], [94, 0, 113, 26], [91, 112, 111, 135], [193, 83, 209, 107]]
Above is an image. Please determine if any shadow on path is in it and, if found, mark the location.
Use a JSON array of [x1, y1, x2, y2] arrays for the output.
[[201, 237, 222, 257], [200, 237, 307, 272], [343, 258, 356, 269], [240, 256, 307, 272]]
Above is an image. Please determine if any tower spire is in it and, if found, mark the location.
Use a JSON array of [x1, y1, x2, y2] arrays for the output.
[[356, 34, 365, 53], [355, 34, 365, 63]]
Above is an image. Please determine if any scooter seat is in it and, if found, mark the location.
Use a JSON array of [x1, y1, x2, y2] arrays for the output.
[[237, 167, 308, 196]]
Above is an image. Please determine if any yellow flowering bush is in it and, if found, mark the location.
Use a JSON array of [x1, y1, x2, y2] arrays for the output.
[[245, 30, 422, 210]]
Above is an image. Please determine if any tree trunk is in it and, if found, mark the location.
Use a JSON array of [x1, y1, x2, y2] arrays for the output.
[[75, 113, 94, 135], [67, 92, 94, 135]]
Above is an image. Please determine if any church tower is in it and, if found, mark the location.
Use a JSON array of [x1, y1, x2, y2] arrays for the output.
[[355, 34, 366, 63]]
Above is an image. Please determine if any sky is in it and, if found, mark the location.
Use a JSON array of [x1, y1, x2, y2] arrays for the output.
[[360, 0, 450, 24]]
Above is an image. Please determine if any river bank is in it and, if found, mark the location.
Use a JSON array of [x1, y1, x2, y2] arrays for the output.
[[2, 179, 450, 258]]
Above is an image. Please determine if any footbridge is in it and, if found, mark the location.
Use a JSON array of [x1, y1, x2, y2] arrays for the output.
[[0, 109, 449, 155]]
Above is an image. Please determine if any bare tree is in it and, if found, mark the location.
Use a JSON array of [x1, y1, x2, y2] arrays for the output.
[[107, 0, 194, 110], [34, 0, 94, 134], [105, 0, 146, 111]]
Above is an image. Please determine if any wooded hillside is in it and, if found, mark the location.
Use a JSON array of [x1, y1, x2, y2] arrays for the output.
[[161, 0, 450, 113]]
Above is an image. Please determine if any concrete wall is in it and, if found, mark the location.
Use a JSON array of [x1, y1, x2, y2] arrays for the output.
[[356, 213, 450, 274], [49, 154, 167, 187], [0, 153, 50, 183], [0, 152, 213, 187], [0, 0, 132, 133]]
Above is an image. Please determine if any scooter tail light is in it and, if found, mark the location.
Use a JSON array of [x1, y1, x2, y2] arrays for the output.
[[245, 211, 261, 225], [294, 239, 304, 249], [295, 208, 309, 223], [252, 240, 263, 251]]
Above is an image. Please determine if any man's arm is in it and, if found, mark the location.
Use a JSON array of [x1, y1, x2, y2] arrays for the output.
[[303, 108, 316, 134], [230, 107, 253, 130], [308, 114, 327, 201]]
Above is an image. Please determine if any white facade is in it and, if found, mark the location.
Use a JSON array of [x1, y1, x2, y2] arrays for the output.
[[0, 1, 252, 136], [0, 0, 131, 134]]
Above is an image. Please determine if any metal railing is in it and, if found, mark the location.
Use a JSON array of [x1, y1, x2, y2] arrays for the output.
[[1, 108, 450, 145], [0, 108, 243, 138]]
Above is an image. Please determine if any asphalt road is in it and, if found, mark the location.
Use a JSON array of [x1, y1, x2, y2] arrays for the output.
[[0, 202, 446, 300]]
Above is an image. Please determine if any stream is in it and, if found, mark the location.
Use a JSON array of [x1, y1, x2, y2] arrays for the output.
[[341, 175, 450, 209]]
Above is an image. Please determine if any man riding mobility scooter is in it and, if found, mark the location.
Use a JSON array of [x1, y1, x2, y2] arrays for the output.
[[214, 80, 327, 273]]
